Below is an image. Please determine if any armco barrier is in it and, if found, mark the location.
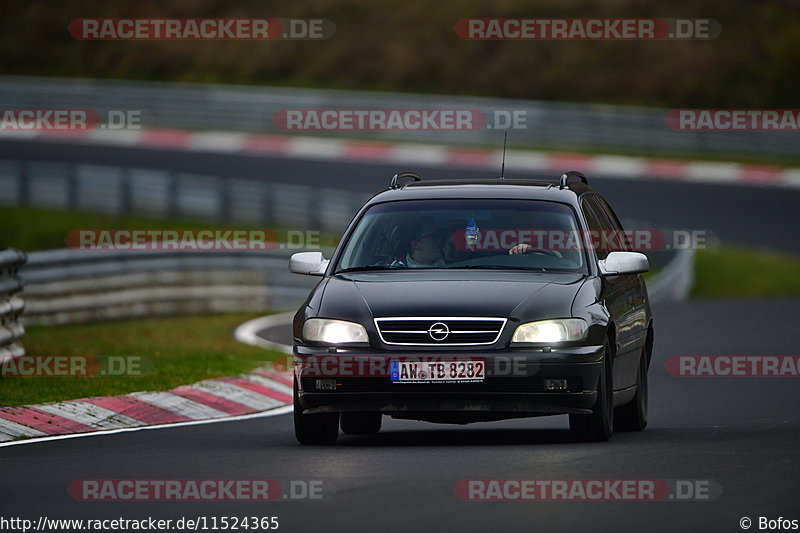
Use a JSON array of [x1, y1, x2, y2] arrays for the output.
[[19, 243, 693, 327], [0, 75, 797, 157], [646, 247, 695, 302], [0, 160, 372, 230], [21, 248, 324, 326], [0, 248, 27, 360]]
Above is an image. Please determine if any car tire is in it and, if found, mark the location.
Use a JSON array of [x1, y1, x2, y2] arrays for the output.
[[293, 379, 339, 445], [614, 347, 648, 432], [569, 338, 613, 442], [340, 412, 382, 435]]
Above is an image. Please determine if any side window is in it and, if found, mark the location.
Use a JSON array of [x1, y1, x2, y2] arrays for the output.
[[593, 196, 631, 252], [580, 197, 609, 260]]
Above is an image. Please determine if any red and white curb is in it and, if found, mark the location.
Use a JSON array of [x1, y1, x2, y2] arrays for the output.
[[2, 128, 799, 189], [0, 365, 293, 445]]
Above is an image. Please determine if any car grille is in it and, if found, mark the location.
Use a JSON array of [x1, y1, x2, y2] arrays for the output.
[[375, 317, 506, 346]]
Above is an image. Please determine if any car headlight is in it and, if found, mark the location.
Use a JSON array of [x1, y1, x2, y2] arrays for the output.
[[511, 318, 588, 343], [303, 318, 368, 344]]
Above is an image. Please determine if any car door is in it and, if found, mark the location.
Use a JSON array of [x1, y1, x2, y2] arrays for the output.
[[580, 196, 624, 388], [590, 195, 648, 390]]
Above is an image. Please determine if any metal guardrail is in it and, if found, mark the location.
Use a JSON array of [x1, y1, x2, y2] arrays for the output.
[[21, 248, 323, 326], [0, 248, 27, 360], [20, 242, 692, 327], [0, 159, 371, 230], [0, 75, 797, 157], [646, 247, 695, 303]]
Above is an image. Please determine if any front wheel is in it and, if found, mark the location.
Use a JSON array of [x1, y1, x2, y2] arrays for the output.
[[569, 339, 613, 442], [294, 379, 339, 445]]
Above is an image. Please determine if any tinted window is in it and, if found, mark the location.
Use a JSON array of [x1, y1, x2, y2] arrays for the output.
[[336, 199, 587, 273], [591, 196, 630, 252], [580, 197, 610, 260]]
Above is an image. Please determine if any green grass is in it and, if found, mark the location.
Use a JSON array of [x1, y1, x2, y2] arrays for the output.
[[0, 313, 288, 407], [693, 246, 800, 298], [0, 205, 340, 251], [0, 206, 221, 251]]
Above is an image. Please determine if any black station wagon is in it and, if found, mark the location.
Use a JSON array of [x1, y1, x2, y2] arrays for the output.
[[289, 172, 653, 444]]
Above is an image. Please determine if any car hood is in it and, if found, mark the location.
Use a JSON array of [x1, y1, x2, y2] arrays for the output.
[[317, 271, 585, 320]]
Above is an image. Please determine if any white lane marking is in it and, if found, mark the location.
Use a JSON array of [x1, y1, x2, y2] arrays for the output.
[[389, 143, 449, 165], [502, 150, 551, 172], [234, 313, 294, 355], [684, 162, 741, 183], [592, 155, 648, 179], [287, 137, 346, 159], [0, 130, 41, 140], [0, 417, 48, 438], [86, 129, 143, 145], [129, 391, 230, 420], [187, 131, 247, 152], [780, 169, 800, 188], [191, 380, 284, 411], [33, 401, 145, 430], [243, 374, 293, 397], [0, 405, 293, 448]]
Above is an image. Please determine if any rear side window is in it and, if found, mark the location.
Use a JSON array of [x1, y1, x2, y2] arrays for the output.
[[592, 196, 631, 252], [580, 197, 610, 260]]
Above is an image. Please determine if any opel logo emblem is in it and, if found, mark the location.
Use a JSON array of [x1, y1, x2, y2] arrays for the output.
[[427, 322, 450, 341]]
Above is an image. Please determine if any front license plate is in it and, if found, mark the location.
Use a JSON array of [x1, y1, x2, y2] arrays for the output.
[[390, 360, 485, 383]]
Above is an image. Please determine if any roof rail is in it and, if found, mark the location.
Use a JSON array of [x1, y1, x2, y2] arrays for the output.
[[389, 172, 422, 189], [559, 171, 588, 189]]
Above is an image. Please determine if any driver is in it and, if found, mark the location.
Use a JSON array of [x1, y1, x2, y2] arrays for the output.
[[387, 219, 446, 268]]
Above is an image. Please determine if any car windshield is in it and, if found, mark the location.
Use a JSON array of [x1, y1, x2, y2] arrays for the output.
[[335, 199, 587, 273]]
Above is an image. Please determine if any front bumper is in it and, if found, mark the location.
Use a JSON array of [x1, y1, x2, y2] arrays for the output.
[[294, 344, 604, 416]]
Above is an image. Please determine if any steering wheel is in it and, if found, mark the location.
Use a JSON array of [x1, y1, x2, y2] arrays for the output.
[[511, 243, 562, 258]]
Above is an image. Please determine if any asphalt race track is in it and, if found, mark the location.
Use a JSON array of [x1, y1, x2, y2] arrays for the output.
[[1, 138, 799, 253], [1, 139, 799, 532], [1, 299, 799, 531]]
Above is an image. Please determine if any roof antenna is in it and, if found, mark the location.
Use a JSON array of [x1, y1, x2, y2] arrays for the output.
[[500, 131, 508, 180]]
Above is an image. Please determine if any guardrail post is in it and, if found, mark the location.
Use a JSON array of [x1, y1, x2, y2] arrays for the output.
[[18, 161, 30, 207], [120, 167, 132, 216], [218, 176, 231, 223], [260, 181, 274, 226], [67, 164, 80, 210], [167, 171, 179, 218], [0, 248, 28, 363], [305, 185, 322, 232]]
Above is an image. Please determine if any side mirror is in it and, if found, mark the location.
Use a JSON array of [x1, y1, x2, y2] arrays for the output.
[[598, 251, 649, 276], [289, 252, 329, 276]]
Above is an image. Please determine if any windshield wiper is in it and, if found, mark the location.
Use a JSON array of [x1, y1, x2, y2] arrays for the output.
[[336, 265, 399, 274], [447, 265, 549, 272]]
